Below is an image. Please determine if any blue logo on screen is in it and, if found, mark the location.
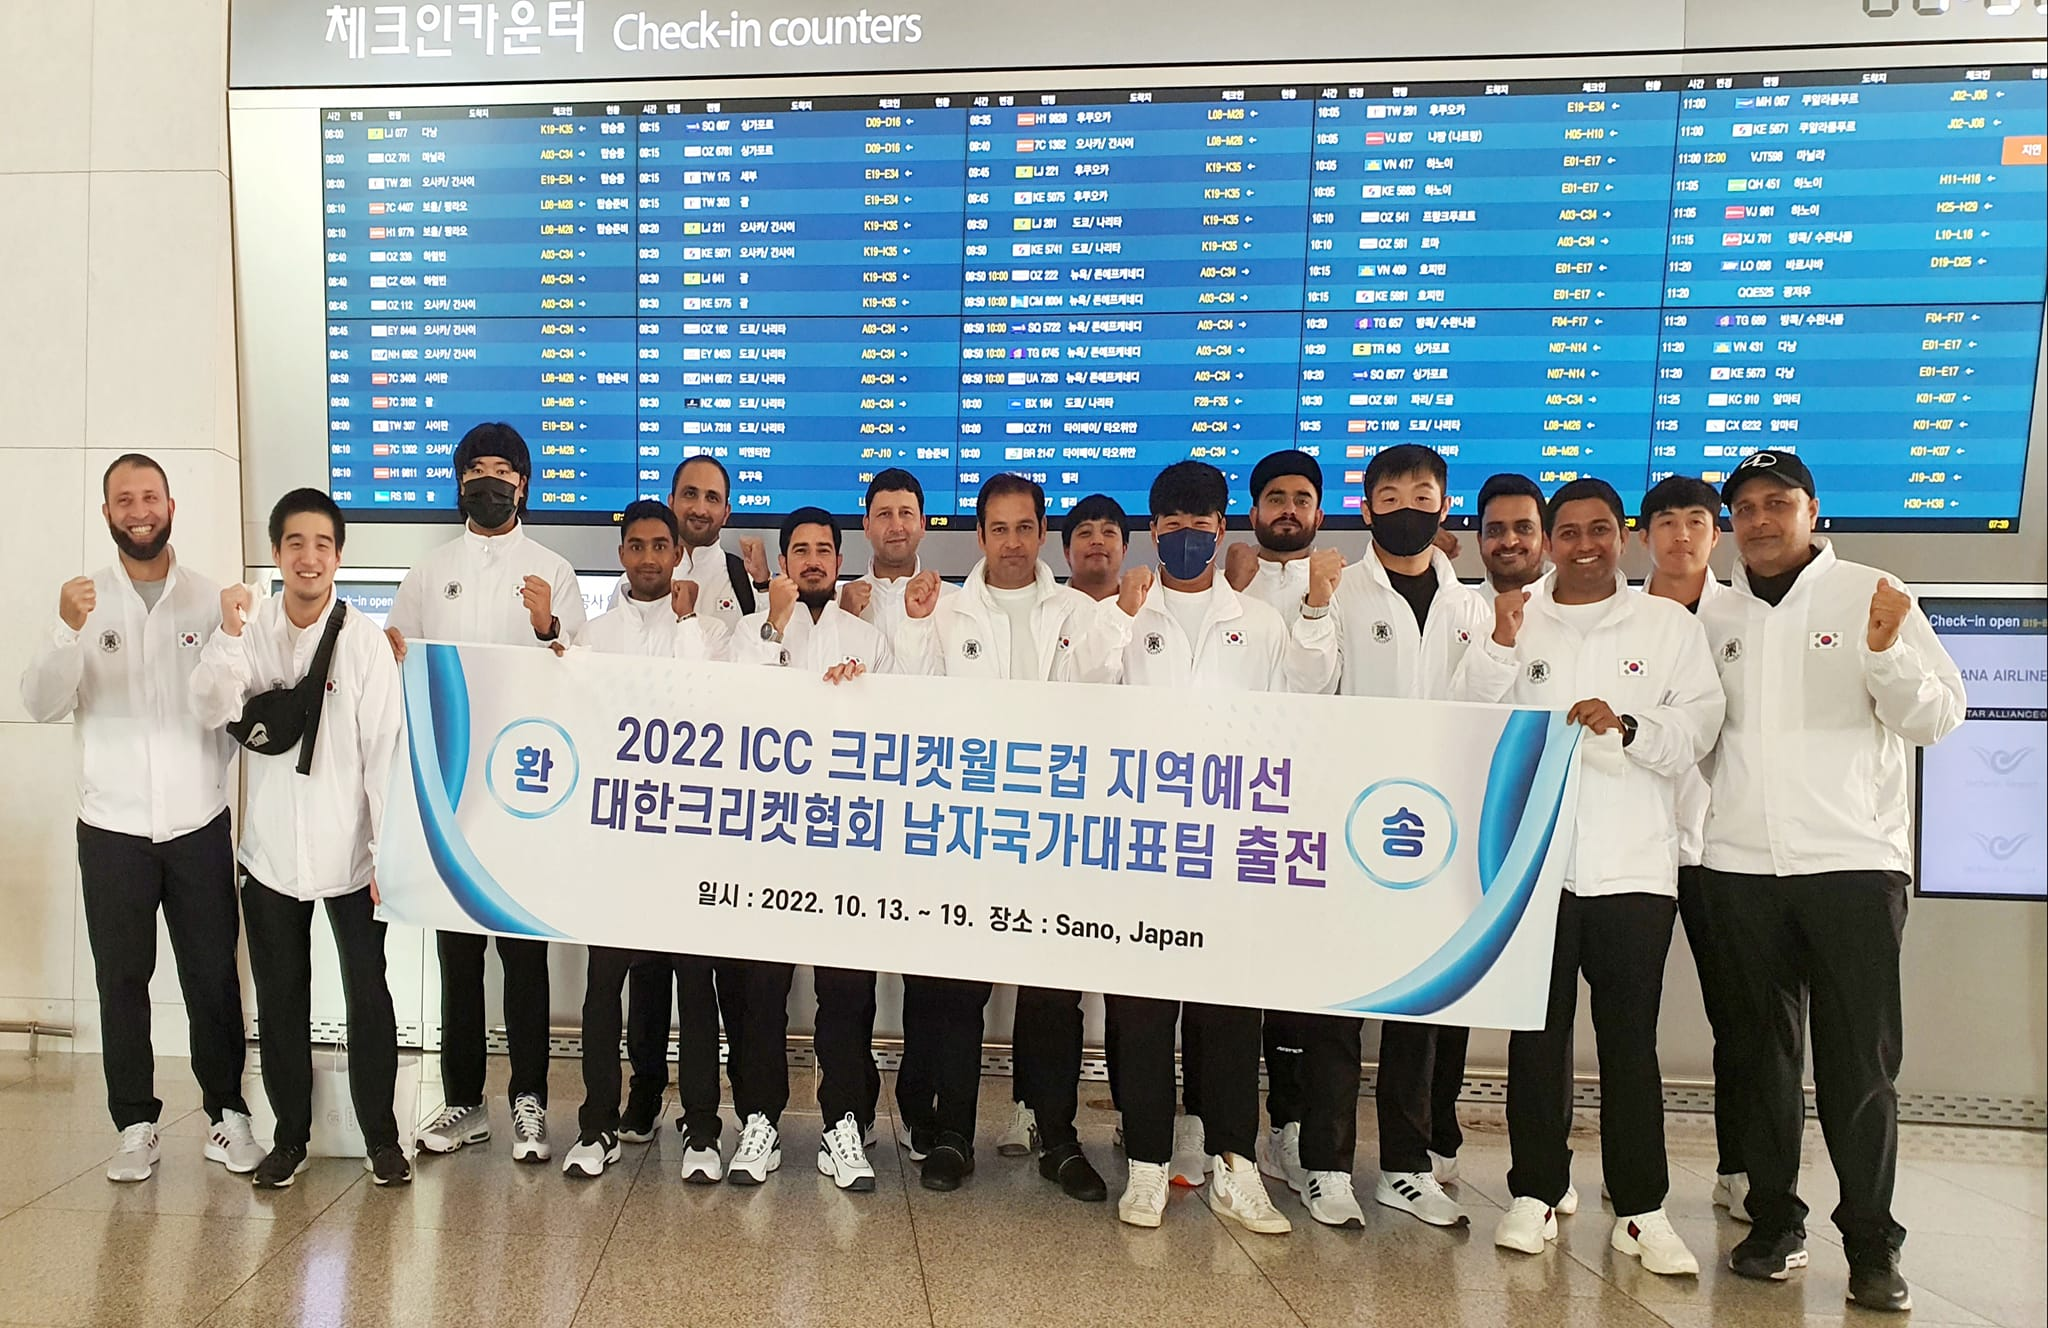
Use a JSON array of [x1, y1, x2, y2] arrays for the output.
[[1345, 778, 1458, 891], [485, 718, 580, 821]]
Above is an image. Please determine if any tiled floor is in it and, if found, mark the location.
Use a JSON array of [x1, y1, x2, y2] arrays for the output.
[[0, 1050, 2040, 1327]]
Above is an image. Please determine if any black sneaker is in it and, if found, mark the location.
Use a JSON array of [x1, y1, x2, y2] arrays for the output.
[[1846, 1246, 1913, 1313], [366, 1143, 412, 1186], [919, 1132, 974, 1192], [618, 1091, 662, 1144], [1729, 1226, 1810, 1280], [252, 1143, 310, 1190], [1038, 1140, 1108, 1203]]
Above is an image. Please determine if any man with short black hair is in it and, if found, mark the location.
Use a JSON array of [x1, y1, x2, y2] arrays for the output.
[[189, 489, 408, 1190], [20, 455, 260, 1183], [897, 474, 1124, 1199], [1476, 473, 1549, 601], [1697, 451, 1964, 1311], [1060, 494, 1129, 603], [389, 422, 586, 1165], [1455, 477, 1723, 1276], [841, 468, 955, 637], [615, 455, 770, 629]]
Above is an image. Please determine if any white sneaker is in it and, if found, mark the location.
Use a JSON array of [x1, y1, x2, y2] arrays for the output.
[[1119, 1159, 1170, 1228], [1208, 1153, 1291, 1234], [817, 1114, 876, 1192], [1169, 1115, 1207, 1188], [1304, 1170, 1366, 1228], [106, 1122, 160, 1183], [680, 1141, 723, 1184], [417, 1101, 491, 1154], [1558, 1183, 1580, 1216], [205, 1110, 264, 1174], [562, 1132, 620, 1178], [510, 1094, 549, 1163], [727, 1112, 781, 1185], [1374, 1170, 1468, 1228], [1496, 1195, 1560, 1254], [998, 1102, 1039, 1158], [1428, 1148, 1460, 1186], [1713, 1172, 1753, 1224], [1260, 1122, 1305, 1195], [1613, 1209, 1700, 1277]]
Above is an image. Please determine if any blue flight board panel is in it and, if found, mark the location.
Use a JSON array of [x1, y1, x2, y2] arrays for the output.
[[319, 65, 2048, 531]]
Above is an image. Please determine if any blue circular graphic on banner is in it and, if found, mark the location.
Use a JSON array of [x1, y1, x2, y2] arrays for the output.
[[484, 718, 580, 821], [1345, 778, 1459, 891]]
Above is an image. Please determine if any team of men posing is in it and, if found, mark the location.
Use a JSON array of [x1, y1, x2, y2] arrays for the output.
[[22, 427, 1963, 1313]]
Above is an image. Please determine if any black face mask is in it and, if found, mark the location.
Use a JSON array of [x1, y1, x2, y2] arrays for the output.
[[1371, 506, 1443, 559], [108, 517, 172, 564], [460, 475, 520, 530]]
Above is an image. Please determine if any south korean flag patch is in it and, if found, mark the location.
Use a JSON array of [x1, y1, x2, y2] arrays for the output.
[[718, 597, 736, 613], [1619, 658, 1647, 678], [178, 630, 201, 649], [1223, 629, 1247, 646], [1056, 635, 1072, 652], [1810, 630, 1843, 650]]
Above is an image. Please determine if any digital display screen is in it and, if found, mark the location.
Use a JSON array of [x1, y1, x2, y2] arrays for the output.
[[1917, 594, 2048, 901], [318, 63, 2047, 527]]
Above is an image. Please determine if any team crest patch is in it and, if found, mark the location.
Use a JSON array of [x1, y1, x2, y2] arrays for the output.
[[1620, 658, 1646, 677], [178, 631, 201, 648], [1223, 630, 1247, 646], [442, 580, 462, 600], [1144, 632, 1164, 655], [1372, 621, 1392, 643], [98, 629, 122, 654], [963, 639, 982, 660], [1527, 659, 1551, 683], [1721, 638, 1743, 663], [1810, 630, 1842, 650]]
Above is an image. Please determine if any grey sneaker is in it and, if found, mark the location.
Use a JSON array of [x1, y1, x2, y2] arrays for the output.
[[417, 1101, 491, 1154]]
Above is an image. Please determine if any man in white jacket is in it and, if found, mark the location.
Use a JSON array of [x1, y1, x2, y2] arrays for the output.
[[1476, 473, 1550, 602], [1108, 460, 1340, 1235], [188, 489, 408, 1190], [18, 454, 261, 1182], [387, 422, 587, 1165], [840, 467, 956, 640], [1638, 475, 1750, 1224], [562, 501, 730, 1180], [895, 474, 1124, 1201], [1697, 450, 1965, 1312], [1453, 477, 1724, 1277]]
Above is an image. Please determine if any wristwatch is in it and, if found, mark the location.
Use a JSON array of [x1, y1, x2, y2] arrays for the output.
[[1619, 714, 1639, 748], [760, 620, 784, 644], [534, 616, 561, 643]]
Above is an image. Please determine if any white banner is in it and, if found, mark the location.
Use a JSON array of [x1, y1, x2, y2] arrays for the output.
[[376, 642, 1582, 1030]]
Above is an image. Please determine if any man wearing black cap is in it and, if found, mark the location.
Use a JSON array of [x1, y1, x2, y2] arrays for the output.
[[388, 422, 588, 1166], [1696, 450, 1965, 1310], [1226, 450, 1329, 626]]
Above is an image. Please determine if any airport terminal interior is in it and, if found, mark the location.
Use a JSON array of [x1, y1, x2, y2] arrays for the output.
[[1, 0, 2045, 1325]]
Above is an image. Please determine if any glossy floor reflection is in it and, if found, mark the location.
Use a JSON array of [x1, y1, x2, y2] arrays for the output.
[[0, 1051, 2039, 1327]]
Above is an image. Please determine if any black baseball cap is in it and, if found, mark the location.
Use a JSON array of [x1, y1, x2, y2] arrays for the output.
[[1248, 449, 1324, 503], [1721, 450, 1815, 508]]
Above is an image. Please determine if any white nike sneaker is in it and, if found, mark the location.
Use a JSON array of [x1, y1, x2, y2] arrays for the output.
[[1428, 1148, 1460, 1186], [817, 1114, 876, 1192], [1496, 1195, 1560, 1254], [1304, 1170, 1365, 1228], [416, 1101, 491, 1154], [1259, 1121, 1305, 1195], [998, 1102, 1039, 1158], [1713, 1172, 1753, 1224], [205, 1110, 264, 1174], [562, 1131, 620, 1178], [1612, 1209, 1700, 1277], [107, 1122, 160, 1183], [1119, 1160, 1170, 1228], [510, 1094, 549, 1163], [1207, 1153, 1291, 1234], [1169, 1115, 1207, 1188], [1374, 1170, 1468, 1227], [727, 1112, 781, 1185]]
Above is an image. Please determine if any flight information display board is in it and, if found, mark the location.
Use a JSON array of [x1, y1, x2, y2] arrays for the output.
[[319, 63, 2048, 527]]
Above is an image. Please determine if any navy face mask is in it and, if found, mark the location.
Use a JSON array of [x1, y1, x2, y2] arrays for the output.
[[1157, 527, 1219, 580]]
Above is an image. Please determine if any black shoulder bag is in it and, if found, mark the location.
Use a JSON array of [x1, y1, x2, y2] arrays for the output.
[[225, 601, 350, 776]]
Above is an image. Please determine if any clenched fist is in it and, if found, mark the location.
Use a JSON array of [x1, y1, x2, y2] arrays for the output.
[[1305, 546, 1344, 608], [904, 570, 941, 620], [520, 574, 554, 636], [384, 626, 408, 662], [1223, 542, 1259, 593], [839, 579, 874, 619], [221, 584, 255, 638], [59, 576, 96, 632], [1118, 565, 1155, 618], [822, 660, 868, 686], [766, 575, 799, 630], [738, 536, 770, 587], [1433, 528, 1462, 559], [1492, 587, 1528, 648], [670, 578, 700, 620], [1867, 579, 1910, 653]]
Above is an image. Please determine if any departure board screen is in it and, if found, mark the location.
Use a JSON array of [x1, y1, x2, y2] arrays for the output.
[[319, 63, 2048, 529]]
